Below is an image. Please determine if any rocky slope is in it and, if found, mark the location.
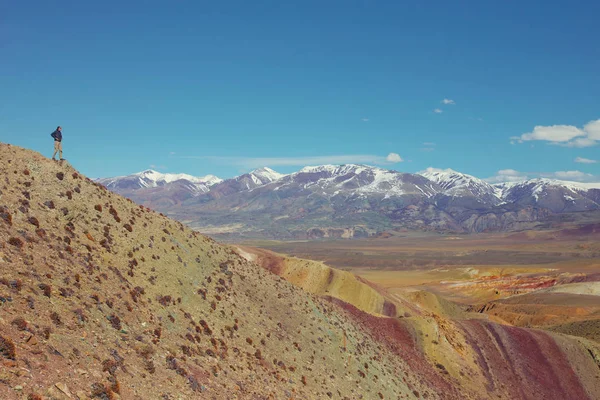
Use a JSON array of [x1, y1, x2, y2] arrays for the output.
[[0, 145, 436, 399], [101, 165, 600, 239], [1, 144, 600, 399]]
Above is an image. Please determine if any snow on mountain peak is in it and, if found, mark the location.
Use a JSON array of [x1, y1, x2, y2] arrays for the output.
[[250, 167, 286, 183], [135, 170, 222, 186], [420, 167, 498, 200]]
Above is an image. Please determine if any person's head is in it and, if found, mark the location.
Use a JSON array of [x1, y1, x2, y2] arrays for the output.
[[57, 126, 62, 131]]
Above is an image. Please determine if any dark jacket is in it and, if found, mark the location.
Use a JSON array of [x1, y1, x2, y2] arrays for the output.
[[51, 130, 62, 142]]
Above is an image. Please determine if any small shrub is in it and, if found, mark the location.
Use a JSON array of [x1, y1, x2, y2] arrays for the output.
[[0, 335, 16, 360], [0, 209, 12, 226], [94, 204, 102, 212], [91, 383, 116, 400], [50, 311, 62, 326], [42, 327, 52, 340], [39, 284, 52, 297], [74, 308, 87, 323], [56, 172, 64, 181], [28, 216, 40, 227], [108, 315, 122, 330], [8, 237, 24, 249], [11, 317, 28, 331], [123, 223, 133, 232]]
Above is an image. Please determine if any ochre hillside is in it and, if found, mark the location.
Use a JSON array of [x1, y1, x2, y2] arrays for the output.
[[1, 143, 600, 400]]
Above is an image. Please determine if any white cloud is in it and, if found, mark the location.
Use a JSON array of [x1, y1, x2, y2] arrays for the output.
[[386, 153, 403, 163], [442, 99, 455, 105], [561, 137, 598, 148], [513, 119, 600, 147], [520, 125, 584, 142], [585, 120, 600, 140], [433, 109, 443, 114], [486, 168, 598, 183], [182, 154, 404, 168], [486, 169, 529, 183], [575, 157, 597, 164], [169, 151, 176, 156], [545, 170, 593, 180], [423, 142, 436, 146], [361, 118, 369, 122]]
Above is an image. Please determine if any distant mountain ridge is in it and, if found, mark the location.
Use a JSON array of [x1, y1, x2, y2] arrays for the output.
[[99, 165, 600, 238], [99, 169, 222, 191]]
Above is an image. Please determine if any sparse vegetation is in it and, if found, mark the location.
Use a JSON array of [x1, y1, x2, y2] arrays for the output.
[[0, 335, 16, 360]]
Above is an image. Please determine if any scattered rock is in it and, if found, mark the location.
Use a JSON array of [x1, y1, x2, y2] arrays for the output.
[[55, 382, 73, 398]]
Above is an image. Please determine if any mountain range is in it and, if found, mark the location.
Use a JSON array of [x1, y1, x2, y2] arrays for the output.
[[98, 165, 600, 239]]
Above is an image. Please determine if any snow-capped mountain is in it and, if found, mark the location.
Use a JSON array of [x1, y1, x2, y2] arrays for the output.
[[249, 167, 286, 185], [276, 164, 439, 198], [99, 164, 600, 238], [96, 170, 223, 208], [494, 179, 600, 212], [420, 168, 501, 205], [98, 169, 222, 191], [202, 167, 287, 200]]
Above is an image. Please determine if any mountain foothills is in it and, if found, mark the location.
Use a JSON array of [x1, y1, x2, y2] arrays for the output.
[[2, 143, 600, 399], [99, 165, 600, 239]]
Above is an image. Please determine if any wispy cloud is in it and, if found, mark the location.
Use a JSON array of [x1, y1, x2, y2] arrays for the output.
[[486, 168, 598, 183], [361, 118, 369, 122], [442, 99, 455, 105], [181, 154, 404, 169], [420, 142, 436, 152], [149, 164, 168, 170], [575, 156, 597, 164], [511, 119, 600, 147], [433, 108, 443, 114], [486, 169, 529, 183]]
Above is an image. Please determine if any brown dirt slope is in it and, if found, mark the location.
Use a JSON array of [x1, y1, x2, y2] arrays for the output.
[[0, 144, 451, 399]]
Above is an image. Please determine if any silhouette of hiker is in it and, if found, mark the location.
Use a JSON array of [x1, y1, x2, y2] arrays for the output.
[[51, 126, 64, 161]]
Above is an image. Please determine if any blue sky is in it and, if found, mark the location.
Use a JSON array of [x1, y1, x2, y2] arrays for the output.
[[1, 1, 599, 181]]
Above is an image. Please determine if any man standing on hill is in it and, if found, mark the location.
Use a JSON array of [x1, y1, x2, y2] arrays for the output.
[[51, 126, 63, 160]]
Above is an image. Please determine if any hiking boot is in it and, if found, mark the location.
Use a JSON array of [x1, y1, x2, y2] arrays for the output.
[[52, 158, 56, 161]]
